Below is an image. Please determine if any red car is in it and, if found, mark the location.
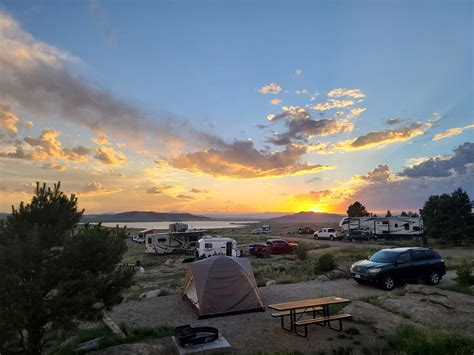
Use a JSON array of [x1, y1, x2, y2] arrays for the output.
[[266, 239, 298, 255]]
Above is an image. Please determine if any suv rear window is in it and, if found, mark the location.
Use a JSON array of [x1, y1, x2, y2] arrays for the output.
[[411, 250, 427, 261], [328, 229, 335, 232]]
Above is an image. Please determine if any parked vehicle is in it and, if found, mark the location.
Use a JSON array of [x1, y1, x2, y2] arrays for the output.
[[248, 243, 269, 257], [196, 236, 240, 258], [298, 227, 315, 234], [340, 216, 423, 239], [145, 224, 206, 254], [251, 225, 271, 235], [266, 239, 298, 254], [132, 234, 145, 243], [261, 225, 271, 232], [313, 228, 344, 241], [350, 247, 446, 290], [345, 229, 377, 242]]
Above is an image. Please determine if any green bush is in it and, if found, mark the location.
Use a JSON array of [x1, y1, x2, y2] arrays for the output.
[[294, 243, 309, 260], [456, 260, 474, 286], [317, 253, 336, 272], [387, 325, 474, 355]]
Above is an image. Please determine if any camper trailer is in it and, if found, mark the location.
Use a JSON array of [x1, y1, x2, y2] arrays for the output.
[[339, 216, 423, 239], [196, 236, 240, 258], [145, 223, 206, 254]]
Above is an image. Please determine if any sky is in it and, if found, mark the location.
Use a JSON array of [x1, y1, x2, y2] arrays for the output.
[[0, 0, 472, 215]]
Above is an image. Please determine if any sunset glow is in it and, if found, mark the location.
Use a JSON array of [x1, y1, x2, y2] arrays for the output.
[[0, 2, 472, 216]]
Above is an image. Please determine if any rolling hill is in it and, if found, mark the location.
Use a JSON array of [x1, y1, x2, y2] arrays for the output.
[[82, 211, 211, 223]]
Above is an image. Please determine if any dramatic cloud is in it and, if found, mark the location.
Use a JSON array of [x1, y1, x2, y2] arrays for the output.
[[399, 142, 474, 178], [259, 82, 281, 94], [333, 122, 429, 151], [0, 129, 91, 164], [0, 104, 19, 136], [361, 164, 391, 182], [327, 88, 365, 99], [0, 12, 223, 152], [169, 140, 332, 179], [270, 98, 281, 105], [265, 106, 355, 146], [94, 145, 126, 166], [432, 124, 474, 141]]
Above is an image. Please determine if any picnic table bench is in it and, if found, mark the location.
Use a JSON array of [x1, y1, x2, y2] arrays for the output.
[[268, 297, 351, 337]]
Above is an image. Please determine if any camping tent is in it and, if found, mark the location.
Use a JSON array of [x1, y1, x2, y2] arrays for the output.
[[183, 256, 264, 318]]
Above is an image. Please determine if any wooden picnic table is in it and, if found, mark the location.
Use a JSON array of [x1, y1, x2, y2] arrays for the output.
[[268, 297, 351, 336]]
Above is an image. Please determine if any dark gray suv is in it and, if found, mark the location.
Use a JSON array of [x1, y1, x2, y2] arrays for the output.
[[350, 247, 446, 290]]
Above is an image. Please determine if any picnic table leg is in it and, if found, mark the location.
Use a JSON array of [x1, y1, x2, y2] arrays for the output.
[[280, 309, 295, 332]]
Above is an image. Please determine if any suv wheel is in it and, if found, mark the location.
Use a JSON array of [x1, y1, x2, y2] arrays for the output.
[[330, 235, 334, 241], [381, 274, 395, 291], [427, 271, 440, 285], [314, 234, 319, 240], [351, 237, 356, 243]]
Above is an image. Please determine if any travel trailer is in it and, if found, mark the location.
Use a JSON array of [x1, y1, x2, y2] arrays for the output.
[[339, 216, 423, 239], [196, 236, 240, 258], [145, 223, 206, 254]]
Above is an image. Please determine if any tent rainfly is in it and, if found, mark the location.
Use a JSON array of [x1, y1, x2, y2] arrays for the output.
[[182, 256, 265, 318]]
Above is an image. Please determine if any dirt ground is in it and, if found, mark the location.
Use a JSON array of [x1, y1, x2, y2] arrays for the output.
[[109, 223, 474, 353]]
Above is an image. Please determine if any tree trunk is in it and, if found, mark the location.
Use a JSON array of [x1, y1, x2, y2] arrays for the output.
[[25, 325, 44, 355]]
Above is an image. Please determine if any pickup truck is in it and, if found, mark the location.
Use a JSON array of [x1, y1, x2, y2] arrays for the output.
[[313, 228, 344, 241]]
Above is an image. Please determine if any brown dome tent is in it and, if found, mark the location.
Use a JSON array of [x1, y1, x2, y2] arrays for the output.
[[182, 256, 264, 319]]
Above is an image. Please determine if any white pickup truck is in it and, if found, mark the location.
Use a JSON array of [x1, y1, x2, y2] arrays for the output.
[[313, 228, 344, 241]]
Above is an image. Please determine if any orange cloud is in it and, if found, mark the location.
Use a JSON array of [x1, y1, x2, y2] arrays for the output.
[[169, 141, 333, 179], [94, 146, 126, 166], [270, 98, 281, 105], [432, 124, 474, 141], [259, 82, 282, 94], [332, 123, 427, 151]]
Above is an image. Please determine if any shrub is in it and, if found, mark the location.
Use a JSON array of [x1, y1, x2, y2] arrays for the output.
[[387, 325, 474, 355], [317, 253, 336, 272], [456, 260, 474, 286], [294, 243, 309, 260]]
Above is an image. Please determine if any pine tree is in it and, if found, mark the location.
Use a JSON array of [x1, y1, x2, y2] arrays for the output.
[[0, 183, 135, 354], [346, 201, 370, 217]]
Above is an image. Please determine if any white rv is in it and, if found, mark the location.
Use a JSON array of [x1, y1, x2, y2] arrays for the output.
[[196, 236, 240, 258], [339, 216, 423, 239], [145, 224, 206, 254]]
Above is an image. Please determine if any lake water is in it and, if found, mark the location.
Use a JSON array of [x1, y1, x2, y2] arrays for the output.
[[101, 220, 257, 230]]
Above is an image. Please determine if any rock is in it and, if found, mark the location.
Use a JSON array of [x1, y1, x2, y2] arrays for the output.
[[164, 259, 174, 267], [266, 280, 276, 286], [102, 315, 126, 339], [361, 284, 474, 337], [139, 290, 160, 299], [327, 270, 347, 280], [343, 301, 417, 334], [316, 275, 329, 281], [75, 337, 102, 353], [94, 338, 176, 354]]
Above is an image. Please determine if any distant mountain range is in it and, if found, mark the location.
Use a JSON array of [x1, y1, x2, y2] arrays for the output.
[[82, 211, 211, 223], [266, 211, 342, 223]]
